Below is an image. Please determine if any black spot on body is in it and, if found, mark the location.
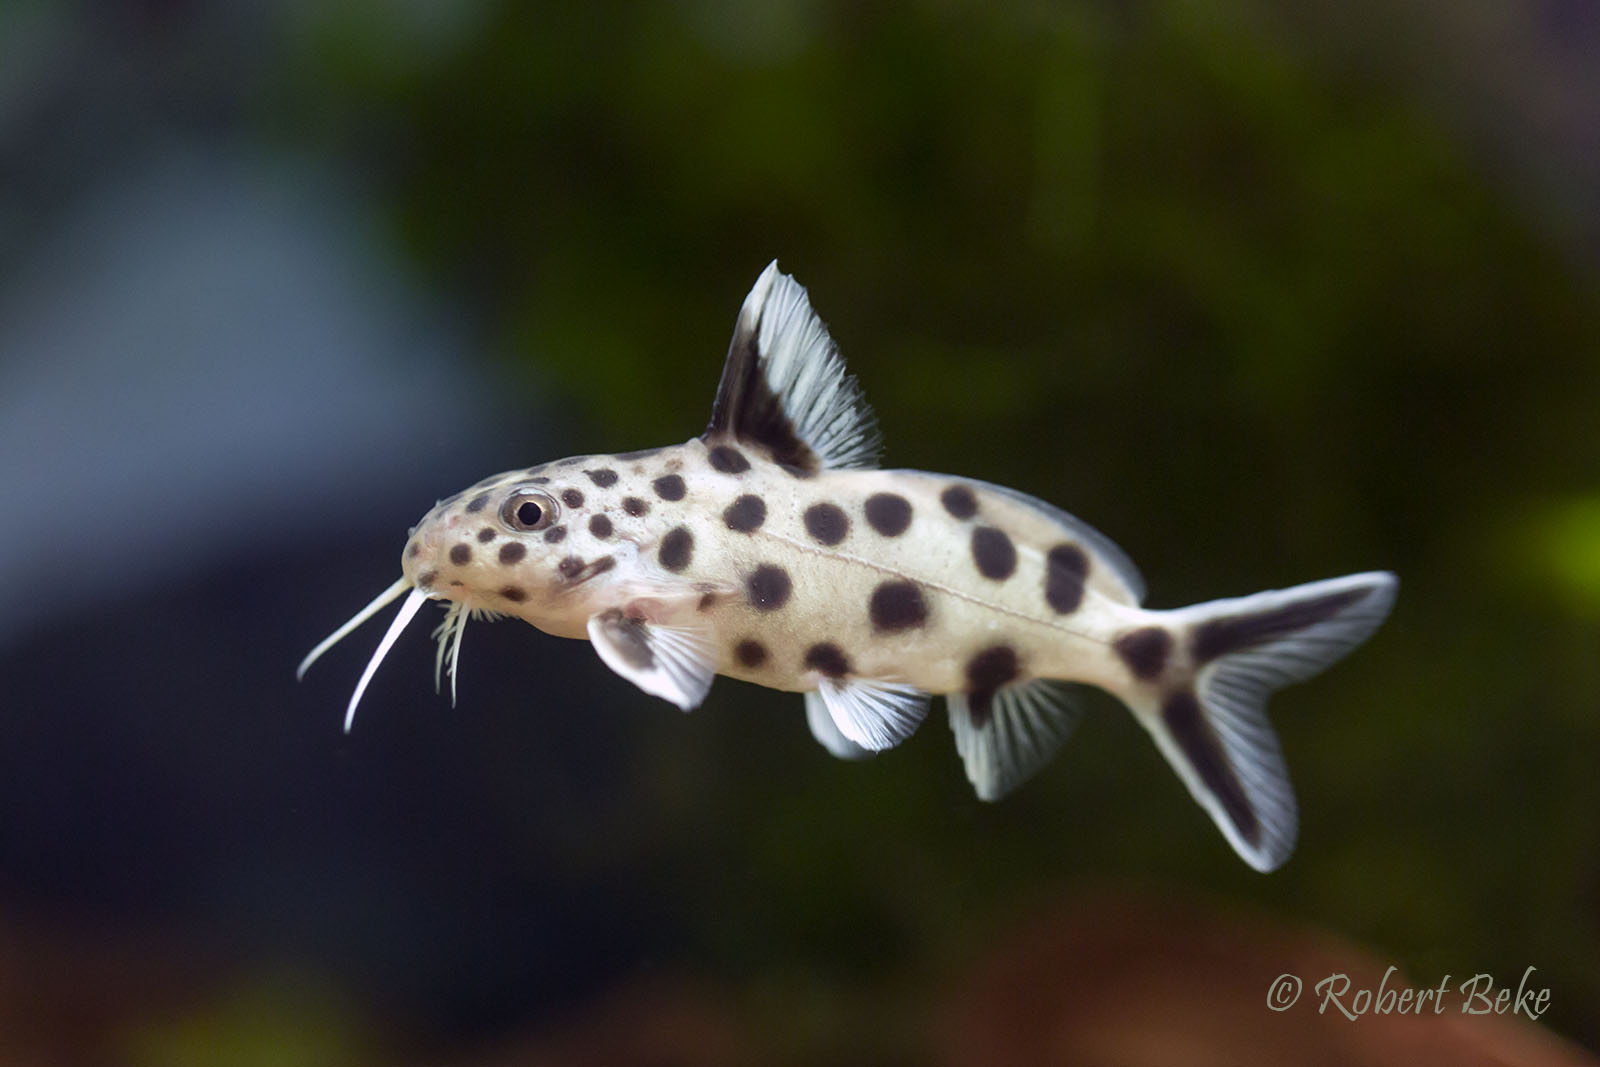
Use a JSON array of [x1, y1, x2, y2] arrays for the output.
[[586, 468, 619, 487], [965, 645, 1020, 727], [622, 496, 649, 517], [589, 514, 613, 539], [556, 456, 584, 466], [779, 463, 817, 479], [804, 643, 851, 678], [709, 445, 750, 474], [476, 527, 497, 543], [697, 592, 717, 612], [869, 581, 930, 633], [418, 569, 438, 588], [558, 556, 584, 578], [449, 544, 473, 566], [723, 494, 767, 533], [745, 565, 792, 612], [526, 475, 551, 484], [499, 542, 527, 564], [659, 527, 694, 572], [966, 645, 1019, 692], [465, 492, 492, 514], [970, 526, 1017, 580], [1163, 692, 1260, 846], [500, 585, 527, 603], [1045, 543, 1090, 613], [561, 488, 585, 508], [803, 502, 849, 545], [543, 526, 567, 544], [940, 485, 978, 519], [1114, 627, 1172, 680], [864, 493, 912, 537], [735, 639, 768, 668], [588, 556, 616, 577], [653, 474, 686, 501], [1191, 588, 1367, 663], [407, 542, 422, 559]]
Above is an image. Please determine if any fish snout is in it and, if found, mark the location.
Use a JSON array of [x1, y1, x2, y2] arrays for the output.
[[400, 519, 454, 591]]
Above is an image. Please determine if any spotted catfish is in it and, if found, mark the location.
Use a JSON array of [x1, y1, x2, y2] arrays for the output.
[[300, 262, 1396, 872]]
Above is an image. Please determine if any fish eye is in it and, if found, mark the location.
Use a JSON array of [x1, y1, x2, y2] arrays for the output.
[[501, 488, 559, 531]]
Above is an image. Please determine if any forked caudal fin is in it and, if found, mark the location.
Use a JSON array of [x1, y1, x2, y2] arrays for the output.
[[1129, 571, 1397, 872]]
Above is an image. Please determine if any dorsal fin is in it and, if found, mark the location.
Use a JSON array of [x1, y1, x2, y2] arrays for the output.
[[704, 261, 881, 473]]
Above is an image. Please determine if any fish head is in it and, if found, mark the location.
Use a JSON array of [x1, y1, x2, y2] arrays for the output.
[[300, 450, 694, 730], [401, 461, 643, 639]]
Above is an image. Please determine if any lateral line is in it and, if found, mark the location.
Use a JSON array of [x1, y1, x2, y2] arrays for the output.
[[760, 529, 1114, 648]]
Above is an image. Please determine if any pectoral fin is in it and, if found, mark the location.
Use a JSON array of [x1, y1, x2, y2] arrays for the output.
[[587, 609, 717, 711]]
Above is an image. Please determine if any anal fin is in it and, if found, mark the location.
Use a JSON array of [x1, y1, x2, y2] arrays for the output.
[[948, 679, 1086, 800], [587, 609, 716, 711]]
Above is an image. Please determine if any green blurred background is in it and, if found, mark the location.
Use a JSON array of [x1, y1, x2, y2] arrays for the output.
[[1, 0, 1596, 1062]]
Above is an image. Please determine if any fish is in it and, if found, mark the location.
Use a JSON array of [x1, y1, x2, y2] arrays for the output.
[[299, 261, 1397, 872]]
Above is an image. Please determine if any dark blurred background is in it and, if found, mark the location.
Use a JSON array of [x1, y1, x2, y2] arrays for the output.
[[1, 1, 1597, 1063]]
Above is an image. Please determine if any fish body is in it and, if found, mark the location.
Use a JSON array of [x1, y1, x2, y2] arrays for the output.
[[301, 262, 1397, 872]]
